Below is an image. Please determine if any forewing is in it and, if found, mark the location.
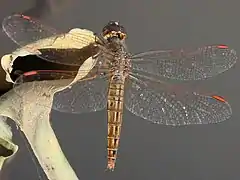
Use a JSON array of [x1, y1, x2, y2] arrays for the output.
[[2, 14, 59, 46], [131, 45, 237, 81], [2, 14, 98, 66]]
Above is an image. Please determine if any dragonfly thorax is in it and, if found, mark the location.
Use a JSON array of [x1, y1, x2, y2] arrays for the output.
[[107, 52, 131, 82]]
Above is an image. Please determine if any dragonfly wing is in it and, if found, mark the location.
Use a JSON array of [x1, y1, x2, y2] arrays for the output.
[[13, 68, 109, 114], [124, 75, 232, 126], [131, 45, 237, 81], [3, 14, 58, 46], [2, 14, 99, 66], [53, 74, 108, 114]]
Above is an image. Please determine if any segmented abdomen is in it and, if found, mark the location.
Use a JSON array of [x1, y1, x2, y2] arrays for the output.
[[107, 80, 125, 170]]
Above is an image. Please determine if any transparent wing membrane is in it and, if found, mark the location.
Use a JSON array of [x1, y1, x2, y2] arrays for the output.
[[13, 68, 109, 113], [2, 14, 98, 65], [124, 76, 232, 126], [2, 14, 59, 46], [131, 45, 237, 81], [53, 75, 108, 114], [13, 70, 76, 109]]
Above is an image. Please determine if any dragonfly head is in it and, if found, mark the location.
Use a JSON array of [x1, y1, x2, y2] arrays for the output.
[[102, 21, 127, 42]]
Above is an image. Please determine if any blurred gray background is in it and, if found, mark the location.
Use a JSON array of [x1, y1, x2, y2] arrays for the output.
[[1, 0, 240, 179]]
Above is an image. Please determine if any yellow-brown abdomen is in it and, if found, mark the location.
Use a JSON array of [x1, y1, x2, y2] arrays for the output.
[[107, 81, 125, 170]]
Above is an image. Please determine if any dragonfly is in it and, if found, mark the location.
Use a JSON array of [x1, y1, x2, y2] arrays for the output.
[[2, 14, 238, 171]]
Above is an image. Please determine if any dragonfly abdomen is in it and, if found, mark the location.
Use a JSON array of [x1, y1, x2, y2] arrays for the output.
[[107, 80, 125, 170]]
